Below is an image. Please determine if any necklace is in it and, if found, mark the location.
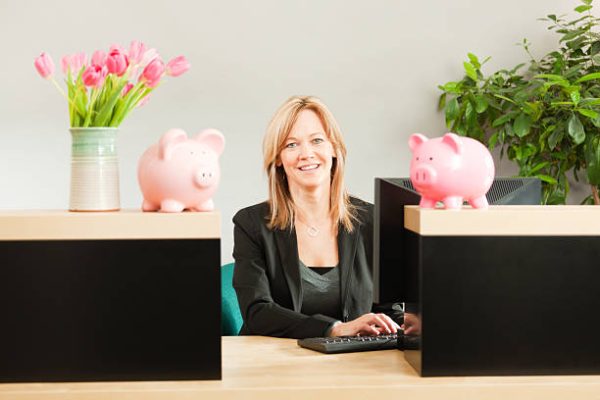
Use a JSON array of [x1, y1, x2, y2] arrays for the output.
[[306, 225, 319, 237], [296, 214, 326, 238]]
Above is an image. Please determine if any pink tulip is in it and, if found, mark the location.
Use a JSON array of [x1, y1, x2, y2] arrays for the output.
[[128, 40, 146, 64], [166, 56, 190, 77], [61, 55, 70, 74], [34, 52, 55, 79], [91, 50, 106, 66], [82, 65, 106, 87], [137, 94, 151, 108], [61, 53, 86, 74], [141, 48, 159, 67], [106, 49, 129, 76], [109, 43, 125, 53], [140, 58, 165, 87], [121, 82, 134, 97]]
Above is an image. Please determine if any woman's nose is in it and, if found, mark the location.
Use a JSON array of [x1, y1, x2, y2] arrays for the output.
[[299, 143, 315, 159]]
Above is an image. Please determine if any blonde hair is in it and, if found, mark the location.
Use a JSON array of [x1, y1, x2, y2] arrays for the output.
[[263, 95, 358, 232]]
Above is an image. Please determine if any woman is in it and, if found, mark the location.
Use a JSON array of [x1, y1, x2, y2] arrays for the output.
[[232, 95, 401, 339]]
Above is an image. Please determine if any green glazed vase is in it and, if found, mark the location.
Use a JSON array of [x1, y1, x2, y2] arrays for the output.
[[69, 127, 120, 211]]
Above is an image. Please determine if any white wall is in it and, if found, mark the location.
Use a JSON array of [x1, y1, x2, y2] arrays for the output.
[[0, 0, 583, 262]]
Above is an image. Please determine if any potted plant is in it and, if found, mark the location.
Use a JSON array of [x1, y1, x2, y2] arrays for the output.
[[34, 42, 190, 211], [438, 0, 600, 205]]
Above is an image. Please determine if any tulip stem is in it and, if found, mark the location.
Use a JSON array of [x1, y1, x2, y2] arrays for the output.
[[83, 89, 99, 127], [50, 77, 79, 117], [50, 78, 68, 101]]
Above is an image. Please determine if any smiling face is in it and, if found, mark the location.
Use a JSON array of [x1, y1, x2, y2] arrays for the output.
[[278, 109, 335, 192]]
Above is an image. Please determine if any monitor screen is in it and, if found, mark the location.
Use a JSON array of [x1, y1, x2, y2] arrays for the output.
[[372, 177, 541, 304]]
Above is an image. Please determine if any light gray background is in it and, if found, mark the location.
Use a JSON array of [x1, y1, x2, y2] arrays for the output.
[[0, 0, 588, 263]]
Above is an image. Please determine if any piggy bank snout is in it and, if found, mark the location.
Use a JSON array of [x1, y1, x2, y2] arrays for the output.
[[411, 164, 438, 186], [194, 166, 219, 187]]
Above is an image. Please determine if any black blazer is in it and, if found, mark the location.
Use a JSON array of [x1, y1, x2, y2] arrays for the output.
[[232, 197, 380, 339]]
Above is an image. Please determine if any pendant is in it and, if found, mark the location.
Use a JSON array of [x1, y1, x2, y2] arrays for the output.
[[307, 226, 319, 237]]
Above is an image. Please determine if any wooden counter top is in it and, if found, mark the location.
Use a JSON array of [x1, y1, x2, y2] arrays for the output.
[[0, 210, 220, 240], [405, 205, 600, 236], [1, 336, 599, 400]]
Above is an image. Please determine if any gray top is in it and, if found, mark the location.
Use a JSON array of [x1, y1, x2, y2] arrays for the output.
[[299, 259, 342, 320]]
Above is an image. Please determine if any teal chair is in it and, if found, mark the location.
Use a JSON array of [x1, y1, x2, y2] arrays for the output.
[[221, 263, 243, 336]]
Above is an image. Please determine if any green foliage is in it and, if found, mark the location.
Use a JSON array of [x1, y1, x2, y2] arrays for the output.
[[65, 74, 153, 128], [438, 0, 600, 204]]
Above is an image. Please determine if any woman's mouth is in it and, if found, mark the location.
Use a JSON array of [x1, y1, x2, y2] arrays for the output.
[[298, 164, 320, 171]]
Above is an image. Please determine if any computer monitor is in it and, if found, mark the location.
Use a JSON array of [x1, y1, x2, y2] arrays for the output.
[[373, 177, 542, 304]]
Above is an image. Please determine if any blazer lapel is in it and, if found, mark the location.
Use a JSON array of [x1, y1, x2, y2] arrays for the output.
[[338, 225, 359, 320], [274, 227, 302, 312]]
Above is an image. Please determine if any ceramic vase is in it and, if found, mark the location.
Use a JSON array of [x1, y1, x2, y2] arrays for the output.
[[69, 127, 120, 211]]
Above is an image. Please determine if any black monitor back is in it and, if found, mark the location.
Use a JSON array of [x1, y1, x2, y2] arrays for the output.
[[373, 177, 541, 304]]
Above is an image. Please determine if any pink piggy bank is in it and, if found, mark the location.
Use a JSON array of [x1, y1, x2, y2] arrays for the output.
[[138, 128, 225, 212], [408, 133, 494, 209]]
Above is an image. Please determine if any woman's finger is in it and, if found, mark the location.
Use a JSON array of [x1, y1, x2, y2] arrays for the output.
[[361, 323, 381, 336], [375, 313, 397, 333], [378, 313, 400, 332]]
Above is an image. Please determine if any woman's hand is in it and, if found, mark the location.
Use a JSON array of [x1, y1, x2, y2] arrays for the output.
[[401, 312, 421, 336], [330, 313, 401, 337]]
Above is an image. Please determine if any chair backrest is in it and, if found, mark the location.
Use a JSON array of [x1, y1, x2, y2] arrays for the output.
[[221, 263, 243, 336]]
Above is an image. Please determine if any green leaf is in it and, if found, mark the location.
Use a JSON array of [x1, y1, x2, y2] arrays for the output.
[[463, 61, 478, 81], [580, 98, 600, 106], [455, 121, 467, 136], [529, 162, 550, 175], [438, 93, 447, 111], [561, 28, 587, 42], [446, 97, 460, 124], [523, 102, 540, 118], [467, 53, 481, 69], [492, 112, 516, 128], [493, 94, 517, 104], [582, 0, 593, 6], [535, 73, 568, 82], [73, 87, 87, 118], [542, 80, 570, 89], [565, 66, 584, 81], [465, 101, 476, 131], [537, 174, 558, 184], [566, 36, 587, 51], [474, 95, 488, 113], [570, 90, 581, 105], [585, 136, 600, 185], [575, 5, 592, 12], [488, 132, 499, 150], [592, 114, 600, 128], [94, 79, 128, 127], [577, 108, 599, 119], [567, 113, 586, 144], [575, 72, 600, 83], [505, 123, 515, 137], [513, 113, 533, 138], [439, 81, 461, 94]]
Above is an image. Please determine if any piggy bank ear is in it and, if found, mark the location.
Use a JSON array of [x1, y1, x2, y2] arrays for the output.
[[193, 128, 225, 156], [442, 133, 463, 155], [408, 133, 428, 152], [159, 129, 188, 161]]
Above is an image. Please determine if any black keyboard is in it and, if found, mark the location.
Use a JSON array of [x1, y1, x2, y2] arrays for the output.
[[298, 333, 400, 354]]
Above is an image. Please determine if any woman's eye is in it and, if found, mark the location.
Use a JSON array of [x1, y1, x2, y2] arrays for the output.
[[285, 142, 297, 148], [312, 138, 324, 144]]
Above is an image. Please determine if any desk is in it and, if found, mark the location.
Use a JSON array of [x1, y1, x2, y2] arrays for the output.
[[1, 336, 600, 399], [0, 210, 221, 382], [403, 205, 600, 376]]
